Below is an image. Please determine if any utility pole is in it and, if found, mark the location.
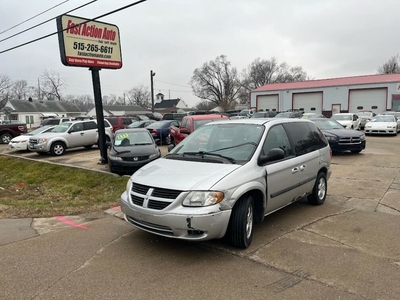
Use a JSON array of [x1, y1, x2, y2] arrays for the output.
[[150, 70, 156, 112]]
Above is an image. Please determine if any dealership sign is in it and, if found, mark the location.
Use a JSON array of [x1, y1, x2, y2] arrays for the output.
[[56, 15, 122, 69]]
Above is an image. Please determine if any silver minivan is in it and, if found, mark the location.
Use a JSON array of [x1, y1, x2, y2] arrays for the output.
[[120, 118, 332, 248]]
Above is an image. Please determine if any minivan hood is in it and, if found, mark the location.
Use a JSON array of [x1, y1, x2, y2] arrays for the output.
[[131, 158, 241, 191]]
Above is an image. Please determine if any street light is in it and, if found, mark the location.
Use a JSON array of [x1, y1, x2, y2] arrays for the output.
[[150, 70, 156, 113]]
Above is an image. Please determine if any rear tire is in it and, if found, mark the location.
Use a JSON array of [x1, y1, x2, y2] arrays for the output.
[[308, 172, 327, 205], [0, 133, 12, 144], [84, 145, 93, 149], [227, 195, 254, 249], [50, 142, 66, 156]]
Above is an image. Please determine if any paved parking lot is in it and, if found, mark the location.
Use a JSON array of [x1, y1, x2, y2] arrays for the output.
[[1, 135, 400, 299]]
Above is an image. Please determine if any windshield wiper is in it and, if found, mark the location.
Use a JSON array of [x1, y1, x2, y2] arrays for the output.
[[182, 151, 236, 164], [133, 143, 152, 145], [210, 142, 257, 153]]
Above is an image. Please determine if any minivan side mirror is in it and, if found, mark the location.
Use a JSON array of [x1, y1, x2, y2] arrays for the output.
[[258, 148, 285, 165]]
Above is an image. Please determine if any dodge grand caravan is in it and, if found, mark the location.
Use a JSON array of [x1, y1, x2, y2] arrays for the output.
[[120, 118, 332, 248]]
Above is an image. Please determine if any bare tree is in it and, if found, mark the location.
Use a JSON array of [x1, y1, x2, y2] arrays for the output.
[[240, 57, 309, 103], [190, 55, 242, 111], [40, 70, 66, 101], [0, 74, 11, 97], [125, 84, 151, 108], [11, 80, 28, 100], [195, 100, 217, 111], [378, 54, 400, 74]]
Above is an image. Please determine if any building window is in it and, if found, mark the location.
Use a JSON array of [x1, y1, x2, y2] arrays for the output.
[[357, 106, 363, 110], [310, 107, 315, 111], [30, 116, 34, 124], [371, 106, 378, 109], [25, 116, 29, 124]]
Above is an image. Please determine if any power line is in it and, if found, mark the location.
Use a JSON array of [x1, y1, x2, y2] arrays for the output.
[[0, 0, 148, 55], [0, 0, 98, 44], [154, 79, 192, 89], [0, 0, 70, 35]]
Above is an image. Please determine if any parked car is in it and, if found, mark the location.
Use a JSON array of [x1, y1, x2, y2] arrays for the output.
[[144, 112, 163, 121], [127, 120, 155, 128], [251, 111, 277, 118], [120, 118, 332, 248], [311, 118, 366, 153], [0, 122, 28, 144], [105, 116, 136, 132], [331, 113, 361, 130], [162, 113, 187, 121], [39, 117, 73, 127], [107, 128, 161, 175], [275, 111, 303, 118], [147, 120, 180, 145], [169, 114, 229, 146], [239, 109, 255, 117], [379, 111, 400, 118], [364, 115, 400, 136], [301, 113, 325, 119], [8, 125, 55, 151], [356, 111, 376, 130], [28, 120, 113, 156]]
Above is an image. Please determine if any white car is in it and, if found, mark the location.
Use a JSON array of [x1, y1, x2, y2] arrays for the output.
[[364, 115, 400, 136], [8, 125, 55, 151], [331, 113, 361, 130]]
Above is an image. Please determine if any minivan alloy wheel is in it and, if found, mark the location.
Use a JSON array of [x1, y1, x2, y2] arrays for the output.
[[308, 172, 327, 205], [228, 195, 254, 248]]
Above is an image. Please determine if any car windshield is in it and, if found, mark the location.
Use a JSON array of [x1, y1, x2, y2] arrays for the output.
[[357, 112, 372, 117], [27, 126, 52, 135], [332, 114, 351, 120], [114, 131, 153, 146], [128, 121, 145, 128], [312, 119, 344, 130], [371, 116, 395, 122], [51, 123, 71, 133], [168, 123, 264, 163], [147, 121, 169, 129], [275, 112, 292, 118]]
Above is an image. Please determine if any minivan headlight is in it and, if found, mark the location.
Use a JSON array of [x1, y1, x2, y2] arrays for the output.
[[182, 191, 224, 207]]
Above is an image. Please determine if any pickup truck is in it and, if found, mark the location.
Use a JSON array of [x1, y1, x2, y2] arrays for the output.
[[169, 114, 229, 146], [0, 123, 28, 144]]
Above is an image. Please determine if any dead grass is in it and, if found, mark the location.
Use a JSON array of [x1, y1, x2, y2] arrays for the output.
[[0, 155, 128, 218]]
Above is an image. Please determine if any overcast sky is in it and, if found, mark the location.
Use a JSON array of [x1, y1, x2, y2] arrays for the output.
[[0, 0, 399, 107]]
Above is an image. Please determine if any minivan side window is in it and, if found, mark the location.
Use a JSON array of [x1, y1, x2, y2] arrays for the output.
[[262, 125, 293, 158], [284, 122, 328, 156]]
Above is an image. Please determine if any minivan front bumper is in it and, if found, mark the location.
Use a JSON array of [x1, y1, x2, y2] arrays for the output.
[[120, 191, 231, 241]]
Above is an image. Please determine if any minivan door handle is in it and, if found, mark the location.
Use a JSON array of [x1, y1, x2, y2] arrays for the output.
[[299, 165, 306, 171], [292, 167, 299, 174]]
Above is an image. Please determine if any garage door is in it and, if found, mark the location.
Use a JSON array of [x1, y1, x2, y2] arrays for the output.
[[293, 92, 323, 113], [257, 94, 279, 111], [349, 88, 386, 114]]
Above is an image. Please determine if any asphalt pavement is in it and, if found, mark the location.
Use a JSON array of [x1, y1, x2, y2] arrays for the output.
[[0, 137, 400, 299]]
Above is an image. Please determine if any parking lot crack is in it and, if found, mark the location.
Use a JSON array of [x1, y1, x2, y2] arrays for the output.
[[31, 232, 131, 299]]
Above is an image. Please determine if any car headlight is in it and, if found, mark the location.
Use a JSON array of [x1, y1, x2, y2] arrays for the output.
[[149, 152, 160, 159], [387, 125, 396, 128], [365, 125, 371, 129], [126, 178, 132, 192], [325, 136, 337, 141], [37, 138, 47, 143], [182, 191, 224, 207], [108, 154, 122, 161], [360, 134, 366, 141]]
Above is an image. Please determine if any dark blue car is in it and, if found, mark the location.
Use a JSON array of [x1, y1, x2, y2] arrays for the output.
[[146, 120, 180, 145], [311, 118, 366, 153]]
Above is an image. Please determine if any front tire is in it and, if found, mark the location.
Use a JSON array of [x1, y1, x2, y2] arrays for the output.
[[227, 195, 254, 248], [308, 172, 327, 205], [50, 142, 66, 156]]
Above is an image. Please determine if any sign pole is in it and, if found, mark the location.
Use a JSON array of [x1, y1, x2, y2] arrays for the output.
[[90, 67, 108, 164]]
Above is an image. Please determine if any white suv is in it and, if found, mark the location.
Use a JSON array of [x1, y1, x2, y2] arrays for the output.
[[28, 120, 113, 156], [120, 118, 332, 248]]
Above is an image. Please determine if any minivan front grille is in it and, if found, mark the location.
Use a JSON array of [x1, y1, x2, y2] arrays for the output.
[[130, 183, 182, 210]]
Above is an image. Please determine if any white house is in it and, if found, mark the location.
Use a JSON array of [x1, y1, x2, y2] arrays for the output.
[[1, 99, 82, 127], [251, 73, 400, 117], [86, 105, 149, 117]]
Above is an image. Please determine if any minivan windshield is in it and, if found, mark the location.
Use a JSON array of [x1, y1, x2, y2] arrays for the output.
[[51, 123, 71, 133], [168, 123, 265, 163]]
